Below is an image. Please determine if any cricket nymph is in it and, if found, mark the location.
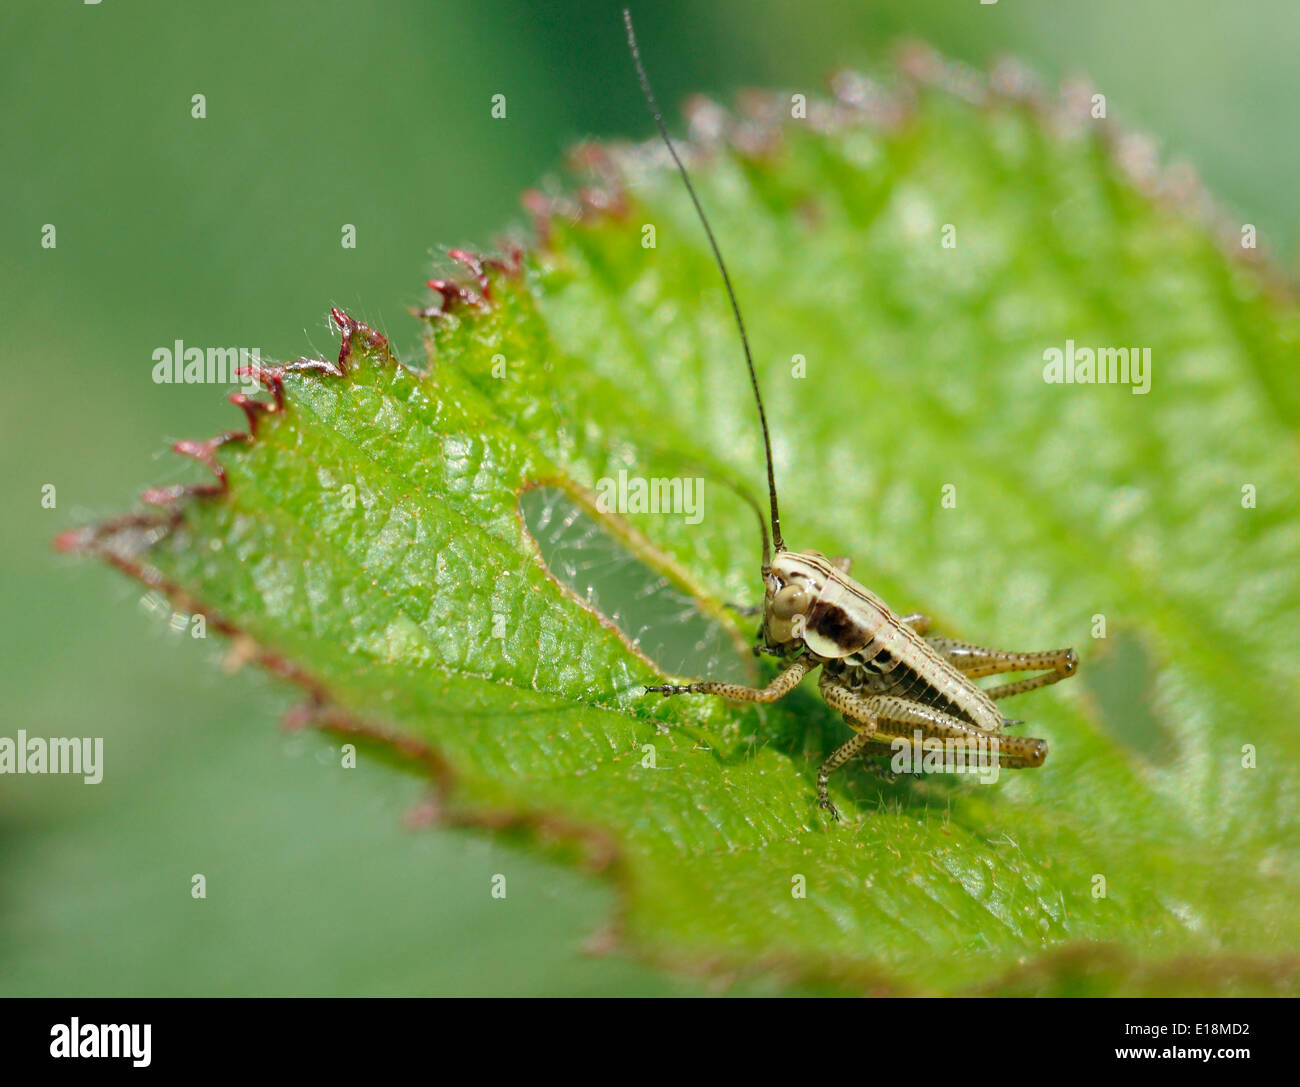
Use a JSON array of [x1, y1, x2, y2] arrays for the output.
[[763, 550, 1009, 738], [624, 9, 1078, 820], [650, 543, 1073, 820]]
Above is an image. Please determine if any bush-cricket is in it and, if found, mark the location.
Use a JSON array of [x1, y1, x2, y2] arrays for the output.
[[623, 9, 1078, 820]]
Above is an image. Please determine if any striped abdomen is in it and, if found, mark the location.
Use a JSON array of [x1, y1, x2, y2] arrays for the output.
[[823, 618, 1005, 733]]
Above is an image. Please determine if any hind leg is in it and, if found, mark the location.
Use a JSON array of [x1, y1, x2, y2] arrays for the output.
[[817, 685, 1047, 820], [924, 638, 1077, 700], [861, 696, 1049, 767]]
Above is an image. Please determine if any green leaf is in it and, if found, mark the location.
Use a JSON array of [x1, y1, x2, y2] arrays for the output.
[[60, 54, 1300, 995]]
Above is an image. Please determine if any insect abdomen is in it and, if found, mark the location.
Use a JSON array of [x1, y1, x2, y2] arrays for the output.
[[835, 625, 1005, 733]]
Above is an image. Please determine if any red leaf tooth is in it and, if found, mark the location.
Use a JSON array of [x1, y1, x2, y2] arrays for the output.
[[161, 431, 253, 499], [235, 364, 286, 412], [566, 142, 629, 220], [52, 529, 84, 554], [229, 392, 274, 435], [141, 485, 190, 507], [79, 311, 390, 520], [418, 243, 526, 322], [521, 189, 554, 244], [483, 244, 523, 279], [447, 248, 491, 300], [330, 307, 389, 373], [520, 175, 626, 257], [53, 511, 178, 555], [423, 276, 483, 316], [577, 185, 628, 219], [566, 141, 617, 176]]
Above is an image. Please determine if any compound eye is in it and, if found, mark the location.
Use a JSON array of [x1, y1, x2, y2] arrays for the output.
[[772, 584, 809, 621]]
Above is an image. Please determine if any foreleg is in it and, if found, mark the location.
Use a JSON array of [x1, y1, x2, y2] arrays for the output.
[[646, 656, 814, 702]]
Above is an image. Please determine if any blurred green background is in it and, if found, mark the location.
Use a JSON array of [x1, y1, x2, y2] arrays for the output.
[[2, 0, 1297, 995]]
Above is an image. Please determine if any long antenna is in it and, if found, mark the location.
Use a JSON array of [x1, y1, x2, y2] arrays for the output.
[[622, 8, 785, 565]]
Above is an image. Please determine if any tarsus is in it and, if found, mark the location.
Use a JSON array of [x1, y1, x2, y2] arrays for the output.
[[622, 8, 785, 567]]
